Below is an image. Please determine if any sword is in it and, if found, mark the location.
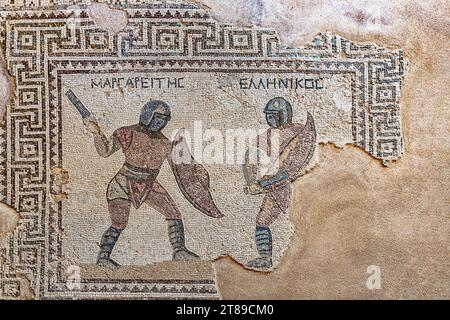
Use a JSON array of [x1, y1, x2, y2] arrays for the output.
[[65, 89, 91, 119], [258, 170, 289, 189]]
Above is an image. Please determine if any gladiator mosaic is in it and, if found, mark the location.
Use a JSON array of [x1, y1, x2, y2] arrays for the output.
[[0, 0, 406, 299]]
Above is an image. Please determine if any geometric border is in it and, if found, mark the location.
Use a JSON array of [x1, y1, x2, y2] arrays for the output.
[[0, 1, 406, 299]]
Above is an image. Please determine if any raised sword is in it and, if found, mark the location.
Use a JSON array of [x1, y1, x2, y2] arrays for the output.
[[65, 89, 91, 119]]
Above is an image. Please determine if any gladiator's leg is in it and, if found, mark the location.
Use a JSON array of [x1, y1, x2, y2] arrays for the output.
[[167, 219, 200, 261], [97, 199, 131, 269], [145, 181, 200, 261], [246, 186, 291, 270]]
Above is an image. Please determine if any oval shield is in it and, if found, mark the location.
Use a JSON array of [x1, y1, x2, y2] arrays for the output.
[[169, 128, 225, 218]]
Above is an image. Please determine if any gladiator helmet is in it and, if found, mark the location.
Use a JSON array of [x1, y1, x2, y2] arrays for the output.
[[264, 97, 293, 128], [139, 100, 172, 132]]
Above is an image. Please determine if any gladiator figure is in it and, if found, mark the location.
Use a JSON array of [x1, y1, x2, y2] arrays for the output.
[[243, 97, 316, 270], [81, 100, 223, 269]]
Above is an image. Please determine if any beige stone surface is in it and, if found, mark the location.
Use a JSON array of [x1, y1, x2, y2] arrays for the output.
[[0, 0, 448, 299]]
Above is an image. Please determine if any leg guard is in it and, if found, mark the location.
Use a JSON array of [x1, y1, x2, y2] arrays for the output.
[[167, 219, 200, 261], [256, 226, 273, 258], [97, 226, 123, 269], [245, 226, 273, 270]]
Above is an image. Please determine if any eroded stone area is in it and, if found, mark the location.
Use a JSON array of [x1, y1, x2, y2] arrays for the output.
[[88, 2, 128, 34], [0, 203, 19, 249]]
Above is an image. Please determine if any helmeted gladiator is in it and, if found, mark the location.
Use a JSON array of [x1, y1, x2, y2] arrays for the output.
[[85, 100, 223, 269], [243, 97, 316, 270]]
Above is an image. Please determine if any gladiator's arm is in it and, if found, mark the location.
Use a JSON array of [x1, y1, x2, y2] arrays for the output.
[[243, 149, 265, 195], [243, 149, 258, 185], [260, 120, 315, 187], [93, 131, 121, 158]]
